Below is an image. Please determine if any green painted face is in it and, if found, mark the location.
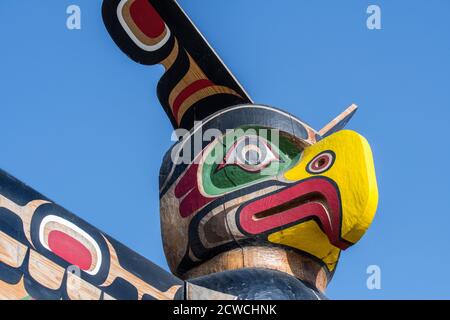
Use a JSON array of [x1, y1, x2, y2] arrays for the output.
[[201, 127, 303, 196]]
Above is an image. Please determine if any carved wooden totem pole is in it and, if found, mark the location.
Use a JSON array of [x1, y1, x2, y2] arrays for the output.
[[0, 0, 378, 300]]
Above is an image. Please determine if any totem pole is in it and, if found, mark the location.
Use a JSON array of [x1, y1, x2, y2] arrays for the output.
[[0, 0, 378, 300]]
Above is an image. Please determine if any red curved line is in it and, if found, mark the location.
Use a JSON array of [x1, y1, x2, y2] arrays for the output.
[[172, 79, 215, 122], [239, 178, 348, 249]]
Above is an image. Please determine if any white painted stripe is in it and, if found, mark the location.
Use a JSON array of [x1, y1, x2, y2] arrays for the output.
[[39, 215, 103, 275], [311, 289, 322, 300]]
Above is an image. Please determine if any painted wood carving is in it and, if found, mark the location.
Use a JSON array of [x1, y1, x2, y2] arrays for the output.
[[0, 0, 379, 300]]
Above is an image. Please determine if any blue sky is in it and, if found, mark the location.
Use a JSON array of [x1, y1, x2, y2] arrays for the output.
[[1, 0, 450, 299]]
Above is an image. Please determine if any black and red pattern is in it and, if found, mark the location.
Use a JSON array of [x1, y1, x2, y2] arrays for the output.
[[102, 0, 252, 129]]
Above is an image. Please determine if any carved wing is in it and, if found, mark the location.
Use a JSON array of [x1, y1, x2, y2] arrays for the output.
[[102, 0, 253, 130], [0, 169, 184, 300], [0, 169, 236, 300]]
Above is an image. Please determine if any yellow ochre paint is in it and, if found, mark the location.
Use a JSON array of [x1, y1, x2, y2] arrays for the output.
[[269, 130, 378, 271]]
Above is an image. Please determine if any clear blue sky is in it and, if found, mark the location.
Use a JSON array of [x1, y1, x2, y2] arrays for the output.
[[1, 0, 449, 299]]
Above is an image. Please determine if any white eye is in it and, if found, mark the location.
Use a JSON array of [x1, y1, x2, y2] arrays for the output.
[[240, 144, 263, 166], [307, 151, 335, 174], [221, 135, 279, 172]]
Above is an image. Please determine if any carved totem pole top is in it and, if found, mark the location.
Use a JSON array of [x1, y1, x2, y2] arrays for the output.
[[0, 0, 378, 300]]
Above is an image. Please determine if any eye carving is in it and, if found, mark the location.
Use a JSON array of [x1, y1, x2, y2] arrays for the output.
[[307, 151, 335, 174], [217, 135, 279, 172]]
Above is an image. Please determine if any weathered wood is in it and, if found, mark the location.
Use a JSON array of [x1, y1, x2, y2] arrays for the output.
[[184, 246, 328, 292]]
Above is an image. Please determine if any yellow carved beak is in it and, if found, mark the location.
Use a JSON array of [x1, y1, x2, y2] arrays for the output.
[[269, 130, 378, 271]]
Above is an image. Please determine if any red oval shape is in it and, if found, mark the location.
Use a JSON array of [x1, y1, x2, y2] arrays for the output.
[[48, 230, 93, 271], [130, 0, 165, 38]]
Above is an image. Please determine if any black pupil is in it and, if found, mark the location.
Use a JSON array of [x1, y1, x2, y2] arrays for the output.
[[317, 157, 327, 167]]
